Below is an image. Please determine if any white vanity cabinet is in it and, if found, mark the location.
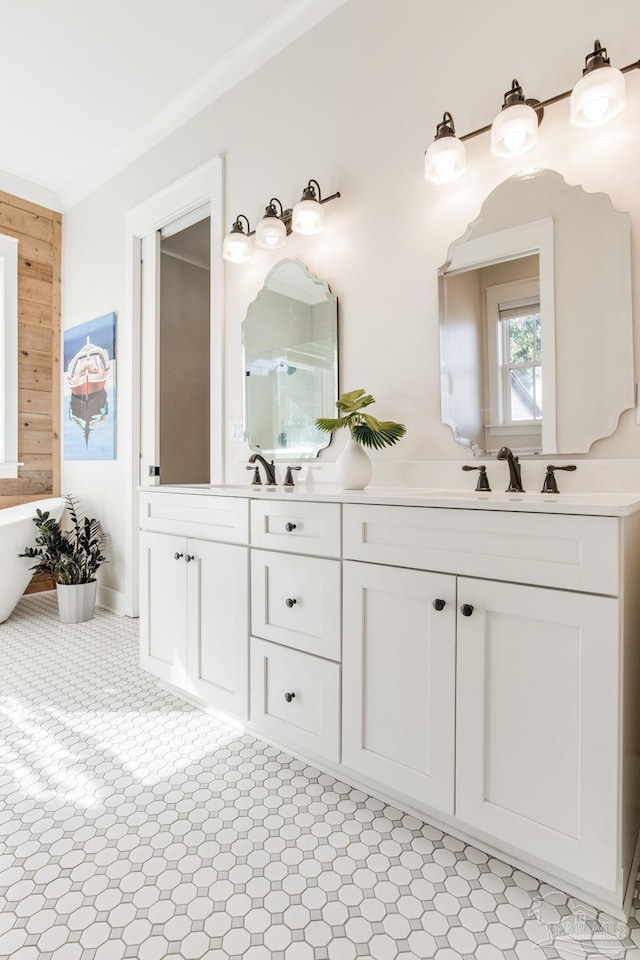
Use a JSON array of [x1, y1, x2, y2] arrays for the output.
[[139, 487, 640, 917], [342, 501, 640, 911], [139, 493, 249, 719]]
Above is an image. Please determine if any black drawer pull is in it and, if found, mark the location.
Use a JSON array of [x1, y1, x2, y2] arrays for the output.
[[460, 604, 474, 617], [285, 522, 297, 532], [433, 599, 445, 611], [285, 598, 297, 608], [284, 692, 295, 703], [174, 552, 184, 560], [185, 554, 196, 563]]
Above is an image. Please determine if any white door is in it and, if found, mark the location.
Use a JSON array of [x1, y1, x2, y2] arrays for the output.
[[342, 561, 457, 814], [139, 530, 189, 688], [187, 539, 249, 720], [456, 577, 620, 890]]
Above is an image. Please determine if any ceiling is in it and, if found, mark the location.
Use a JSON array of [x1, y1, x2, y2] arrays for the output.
[[0, 0, 346, 211]]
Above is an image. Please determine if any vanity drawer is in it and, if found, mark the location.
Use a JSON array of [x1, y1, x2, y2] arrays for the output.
[[139, 493, 249, 544], [251, 551, 341, 661], [250, 637, 341, 763], [250, 500, 341, 557], [343, 504, 620, 595]]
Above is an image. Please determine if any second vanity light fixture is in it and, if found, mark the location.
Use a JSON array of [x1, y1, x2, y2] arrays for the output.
[[223, 179, 340, 263], [425, 40, 639, 184]]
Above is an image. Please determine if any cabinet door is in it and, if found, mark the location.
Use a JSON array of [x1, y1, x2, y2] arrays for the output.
[[456, 577, 619, 890], [251, 551, 341, 661], [187, 539, 249, 720], [342, 561, 456, 814], [139, 531, 188, 688]]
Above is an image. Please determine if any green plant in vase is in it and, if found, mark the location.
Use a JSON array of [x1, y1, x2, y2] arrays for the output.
[[316, 389, 406, 489], [19, 495, 108, 623]]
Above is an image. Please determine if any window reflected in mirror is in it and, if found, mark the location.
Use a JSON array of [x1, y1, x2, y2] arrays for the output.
[[443, 253, 542, 455]]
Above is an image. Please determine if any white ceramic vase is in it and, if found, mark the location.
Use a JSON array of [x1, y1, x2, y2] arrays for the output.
[[336, 436, 373, 490], [56, 581, 98, 624]]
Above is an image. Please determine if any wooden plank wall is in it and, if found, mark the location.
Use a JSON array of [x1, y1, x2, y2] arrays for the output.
[[0, 191, 62, 591]]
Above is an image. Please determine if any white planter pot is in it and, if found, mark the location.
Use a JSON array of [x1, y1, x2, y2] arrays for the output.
[[56, 581, 98, 623], [336, 437, 373, 490]]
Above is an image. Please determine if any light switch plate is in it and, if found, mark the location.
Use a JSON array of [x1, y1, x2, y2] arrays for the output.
[[228, 421, 245, 442]]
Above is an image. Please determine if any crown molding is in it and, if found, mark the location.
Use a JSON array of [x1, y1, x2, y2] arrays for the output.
[[0, 169, 62, 213], [57, 0, 348, 211]]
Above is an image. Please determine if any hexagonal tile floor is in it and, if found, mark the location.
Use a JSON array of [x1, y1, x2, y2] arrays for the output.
[[1, 594, 639, 960]]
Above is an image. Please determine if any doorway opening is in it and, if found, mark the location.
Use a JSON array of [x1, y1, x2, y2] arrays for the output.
[[159, 215, 211, 485]]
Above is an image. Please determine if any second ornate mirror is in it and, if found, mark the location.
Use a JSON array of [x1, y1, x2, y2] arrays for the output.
[[439, 169, 633, 456], [243, 259, 338, 458]]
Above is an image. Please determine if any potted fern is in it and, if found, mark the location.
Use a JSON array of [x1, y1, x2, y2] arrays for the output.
[[316, 389, 407, 489], [19, 496, 108, 623]]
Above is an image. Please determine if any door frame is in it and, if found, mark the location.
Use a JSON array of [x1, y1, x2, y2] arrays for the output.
[[123, 157, 225, 617]]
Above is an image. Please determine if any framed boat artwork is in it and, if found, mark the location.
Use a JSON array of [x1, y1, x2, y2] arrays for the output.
[[63, 312, 116, 460]]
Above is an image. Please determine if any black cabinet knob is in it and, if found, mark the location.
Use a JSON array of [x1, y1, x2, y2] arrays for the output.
[[285, 522, 297, 532], [433, 599, 446, 611], [174, 552, 184, 560], [185, 554, 195, 563], [460, 604, 474, 617], [285, 598, 297, 608], [284, 692, 295, 703]]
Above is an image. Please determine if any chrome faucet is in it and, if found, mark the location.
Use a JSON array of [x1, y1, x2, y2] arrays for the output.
[[248, 453, 277, 486], [497, 446, 525, 492]]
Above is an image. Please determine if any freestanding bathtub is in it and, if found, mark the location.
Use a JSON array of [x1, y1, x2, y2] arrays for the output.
[[0, 497, 66, 623]]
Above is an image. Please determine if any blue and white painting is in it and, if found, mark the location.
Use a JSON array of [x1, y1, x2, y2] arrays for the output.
[[63, 312, 116, 460]]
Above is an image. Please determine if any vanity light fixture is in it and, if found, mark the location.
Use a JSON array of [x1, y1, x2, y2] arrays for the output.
[[424, 112, 467, 184], [255, 198, 288, 250], [292, 180, 328, 235], [570, 40, 626, 128], [425, 39, 639, 184], [223, 180, 341, 262], [490, 80, 542, 158], [222, 215, 253, 263]]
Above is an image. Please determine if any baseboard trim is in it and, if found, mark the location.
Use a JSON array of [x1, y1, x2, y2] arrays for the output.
[[97, 585, 129, 616]]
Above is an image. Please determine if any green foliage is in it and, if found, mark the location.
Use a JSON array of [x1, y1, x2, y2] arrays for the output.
[[507, 313, 541, 364], [316, 389, 407, 450], [19, 495, 108, 585]]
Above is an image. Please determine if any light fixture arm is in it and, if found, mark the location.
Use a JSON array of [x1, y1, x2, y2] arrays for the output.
[[232, 214, 254, 236], [300, 179, 341, 206], [458, 56, 639, 143], [435, 112, 457, 138]]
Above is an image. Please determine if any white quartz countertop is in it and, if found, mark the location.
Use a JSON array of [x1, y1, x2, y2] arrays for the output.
[[139, 484, 640, 517]]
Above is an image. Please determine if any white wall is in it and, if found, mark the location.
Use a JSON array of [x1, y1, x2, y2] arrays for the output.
[[61, 0, 640, 606]]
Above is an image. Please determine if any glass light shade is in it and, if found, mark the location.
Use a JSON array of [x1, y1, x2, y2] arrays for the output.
[[292, 198, 325, 236], [255, 215, 287, 250], [222, 230, 252, 263], [424, 135, 467, 184], [491, 102, 539, 158], [570, 65, 626, 128]]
